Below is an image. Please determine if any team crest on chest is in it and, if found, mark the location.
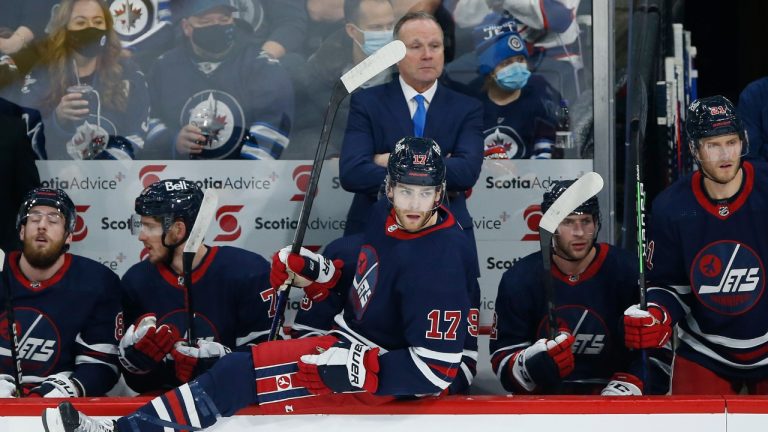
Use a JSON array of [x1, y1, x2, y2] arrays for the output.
[[350, 245, 379, 319], [180, 90, 246, 159], [0, 307, 59, 377], [691, 240, 765, 315], [482, 125, 525, 159], [537, 305, 607, 355]]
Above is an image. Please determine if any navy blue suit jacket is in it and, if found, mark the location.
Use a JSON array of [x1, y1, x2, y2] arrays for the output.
[[340, 78, 484, 235]]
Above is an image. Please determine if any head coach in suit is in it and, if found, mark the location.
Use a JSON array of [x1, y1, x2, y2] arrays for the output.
[[339, 11, 483, 264]]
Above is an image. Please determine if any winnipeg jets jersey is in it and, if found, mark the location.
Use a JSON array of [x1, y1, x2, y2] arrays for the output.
[[0, 252, 121, 396], [292, 230, 480, 395], [120, 246, 273, 392], [647, 161, 768, 380], [146, 41, 294, 160], [327, 199, 475, 396], [490, 244, 671, 394]]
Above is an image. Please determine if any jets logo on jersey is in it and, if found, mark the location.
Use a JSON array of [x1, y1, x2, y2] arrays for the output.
[[0, 308, 59, 378], [158, 310, 221, 342], [483, 126, 526, 159], [110, 0, 153, 40], [180, 90, 245, 159], [350, 245, 379, 320], [691, 240, 765, 315], [536, 306, 608, 355]]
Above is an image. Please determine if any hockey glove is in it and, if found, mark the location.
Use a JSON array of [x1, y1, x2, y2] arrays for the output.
[[294, 340, 380, 395], [118, 314, 180, 374], [29, 373, 82, 397], [0, 374, 18, 398], [601, 373, 644, 396], [171, 339, 231, 383], [511, 332, 575, 392], [624, 304, 672, 349], [270, 246, 343, 302]]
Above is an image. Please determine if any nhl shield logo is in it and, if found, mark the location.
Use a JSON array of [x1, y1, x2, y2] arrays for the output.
[[691, 240, 765, 315]]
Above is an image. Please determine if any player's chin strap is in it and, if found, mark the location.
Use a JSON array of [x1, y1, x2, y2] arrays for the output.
[[387, 183, 446, 232], [160, 215, 192, 266]]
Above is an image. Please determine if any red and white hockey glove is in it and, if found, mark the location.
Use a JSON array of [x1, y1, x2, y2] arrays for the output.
[[511, 332, 575, 391], [118, 314, 180, 374], [171, 339, 231, 383], [270, 246, 343, 302], [601, 373, 644, 396], [294, 340, 380, 395], [624, 304, 672, 349]]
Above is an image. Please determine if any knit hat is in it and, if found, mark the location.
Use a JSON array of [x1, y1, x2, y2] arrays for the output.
[[474, 16, 528, 75]]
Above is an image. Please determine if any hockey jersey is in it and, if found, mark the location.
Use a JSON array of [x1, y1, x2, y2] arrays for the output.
[[490, 243, 672, 394], [324, 198, 474, 396], [292, 230, 480, 395], [0, 252, 121, 396], [647, 161, 768, 380], [17, 58, 150, 160], [120, 246, 273, 392], [146, 39, 294, 160]]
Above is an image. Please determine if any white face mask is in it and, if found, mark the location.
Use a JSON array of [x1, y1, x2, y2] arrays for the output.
[[352, 25, 393, 55]]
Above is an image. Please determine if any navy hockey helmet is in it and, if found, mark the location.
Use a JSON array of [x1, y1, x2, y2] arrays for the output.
[[387, 136, 446, 187], [135, 179, 203, 234], [16, 187, 77, 233], [542, 179, 601, 233], [685, 95, 748, 157]]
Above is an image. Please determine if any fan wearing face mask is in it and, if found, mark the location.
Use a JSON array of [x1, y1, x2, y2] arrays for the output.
[[144, 0, 294, 160], [473, 19, 561, 160], [12, 0, 150, 160]]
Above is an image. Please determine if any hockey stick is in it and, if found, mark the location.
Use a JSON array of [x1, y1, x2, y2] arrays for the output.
[[1, 249, 24, 396], [182, 188, 219, 343], [538, 172, 604, 338], [268, 40, 406, 341]]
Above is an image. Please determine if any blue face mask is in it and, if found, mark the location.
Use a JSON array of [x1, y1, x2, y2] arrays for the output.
[[494, 62, 531, 91], [353, 25, 393, 56]]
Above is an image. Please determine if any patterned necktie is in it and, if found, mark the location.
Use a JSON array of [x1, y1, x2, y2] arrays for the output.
[[412, 94, 426, 137]]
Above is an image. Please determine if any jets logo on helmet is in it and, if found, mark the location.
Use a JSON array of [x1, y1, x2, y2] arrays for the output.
[[685, 95, 748, 158]]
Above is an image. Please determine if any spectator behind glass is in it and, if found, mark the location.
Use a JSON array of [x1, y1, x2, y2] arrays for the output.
[[228, 0, 308, 63], [15, 0, 150, 160], [737, 76, 768, 161], [1, 188, 121, 398], [284, 0, 395, 159], [0, 0, 59, 55], [465, 20, 560, 159], [0, 98, 40, 253], [145, 0, 294, 160]]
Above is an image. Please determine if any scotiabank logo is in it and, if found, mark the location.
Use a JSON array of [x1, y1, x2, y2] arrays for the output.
[[139, 165, 167, 188], [214, 205, 244, 242], [72, 205, 90, 242], [521, 204, 542, 241], [291, 165, 316, 201]]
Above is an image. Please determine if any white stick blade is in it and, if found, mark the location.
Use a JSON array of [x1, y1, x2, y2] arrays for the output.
[[340, 40, 406, 93], [0, 248, 4, 272], [539, 172, 604, 233], [183, 189, 219, 253]]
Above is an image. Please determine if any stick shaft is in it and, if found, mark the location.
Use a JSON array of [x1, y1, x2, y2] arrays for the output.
[[1, 252, 24, 396]]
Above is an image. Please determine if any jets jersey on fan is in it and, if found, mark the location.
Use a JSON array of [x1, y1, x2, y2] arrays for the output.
[[292, 228, 481, 395], [326, 198, 474, 396], [0, 252, 121, 396], [479, 76, 559, 159], [17, 58, 150, 160], [120, 246, 273, 392], [490, 244, 672, 394], [647, 160, 768, 380], [146, 41, 294, 160]]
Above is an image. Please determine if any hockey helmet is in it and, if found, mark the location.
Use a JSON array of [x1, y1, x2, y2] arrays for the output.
[[387, 136, 446, 187], [134, 179, 203, 235], [685, 95, 748, 158], [16, 187, 77, 233], [541, 179, 601, 234]]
